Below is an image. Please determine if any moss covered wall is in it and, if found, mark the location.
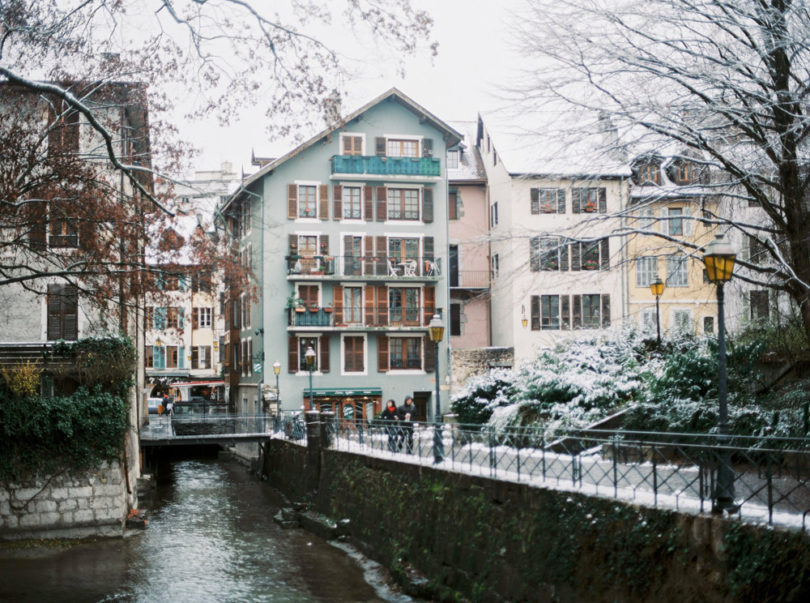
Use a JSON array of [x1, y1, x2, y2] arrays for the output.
[[264, 441, 810, 602]]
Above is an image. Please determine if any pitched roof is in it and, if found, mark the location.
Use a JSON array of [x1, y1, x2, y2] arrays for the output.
[[447, 120, 486, 183]]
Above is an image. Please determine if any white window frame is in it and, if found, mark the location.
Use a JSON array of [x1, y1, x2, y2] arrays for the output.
[[341, 333, 367, 376], [447, 149, 460, 169], [341, 284, 364, 325], [296, 334, 323, 376], [667, 207, 684, 236], [637, 207, 656, 230], [666, 255, 689, 287], [295, 180, 321, 221], [198, 307, 213, 328], [386, 185, 422, 222], [640, 307, 657, 334], [341, 184, 364, 221], [384, 134, 422, 158], [339, 132, 365, 156], [635, 256, 658, 287], [671, 309, 693, 334]]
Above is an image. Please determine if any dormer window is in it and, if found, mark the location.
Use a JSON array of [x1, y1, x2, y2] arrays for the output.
[[669, 158, 701, 185], [635, 161, 661, 185], [447, 149, 460, 169]]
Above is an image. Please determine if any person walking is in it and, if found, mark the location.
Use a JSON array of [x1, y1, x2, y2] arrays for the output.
[[397, 396, 417, 454], [380, 399, 400, 452]]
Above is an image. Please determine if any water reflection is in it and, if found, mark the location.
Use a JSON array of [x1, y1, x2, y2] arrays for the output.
[[0, 458, 391, 602]]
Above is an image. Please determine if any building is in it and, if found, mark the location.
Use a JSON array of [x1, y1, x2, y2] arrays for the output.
[[221, 88, 461, 421]]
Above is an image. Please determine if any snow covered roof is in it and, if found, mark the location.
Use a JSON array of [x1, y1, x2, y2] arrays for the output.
[[447, 120, 486, 183]]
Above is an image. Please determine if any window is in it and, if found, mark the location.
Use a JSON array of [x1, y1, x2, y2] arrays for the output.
[[298, 337, 319, 372], [750, 290, 770, 322], [298, 185, 317, 218], [387, 138, 418, 157], [447, 149, 460, 169], [450, 303, 462, 336], [388, 237, 420, 265], [191, 272, 212, 293], [637, 162, 661, 185], [581, 294, 602, 328], [49, 203, 78, 248], [342, 186, 362, 220], [666, 255, 689, 287], [641, 308, 657, 334], [165, 345, 181, 369], [571, 239, 610, 271], [343, 235, 363, 276], [530, 237, 568, 271], [531, 294, 608, 330], [530, 188, 565, 214], [635, 257, 658, 287], [490, 202, 498, 227], [298, 284, 319, 309], [572, 187, 606, 213], [746, 235, 767, 265], [672, 309, 693, 334], [343, 336, 365, 373], [389, 288, 420, 325], [192, 346, 212, 369], [387, 188, 420, 220], [241, 293, 250, 329], [491, 254, 499, 279], [194, 307, 212, 329], [448, 191, 459, 220], [637, 207, 655, 230], [166, 307, 184, 329], [667, 207, 683, 236], [389, 337, 422, 370], [47, 283, 78, 340], [672, 159, 699, 185], [146, 346, 166, 369], [703, 316, 715, 334], [343, 287, 363, 324], [341, 134, 363, 156], [241, 198, 251, 235], [541, 295, 560, 330]]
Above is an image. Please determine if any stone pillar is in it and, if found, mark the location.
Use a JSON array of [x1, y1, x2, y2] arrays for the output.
[[304, 411, 322, 495], [320, 411, 335, 448]]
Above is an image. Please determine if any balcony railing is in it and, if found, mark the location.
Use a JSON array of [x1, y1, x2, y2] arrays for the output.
[[331, 155, 441, 177], [286, 254, 441, 279], [450, 270, 490, 289], [288, 305, 438, 328]]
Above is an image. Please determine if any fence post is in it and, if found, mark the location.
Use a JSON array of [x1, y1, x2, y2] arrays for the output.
[[767, 454, 774, 526], [612, 436, 618, 498]]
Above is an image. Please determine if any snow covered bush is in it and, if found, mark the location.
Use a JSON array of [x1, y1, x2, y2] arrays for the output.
[[450, 367, 516, 425]]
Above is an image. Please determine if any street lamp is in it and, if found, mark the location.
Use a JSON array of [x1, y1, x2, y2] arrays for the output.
[[429, 313, 445, 464], [305, 346, 316, 412], [703, 234, 737, 513], [273, 361, 281, 430], [650, 277, 664, 345], [521, 305, 528, 329]]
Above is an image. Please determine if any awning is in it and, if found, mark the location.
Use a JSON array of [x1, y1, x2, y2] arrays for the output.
[[171, 380, 225, 387], [303, 387, 382, 397]]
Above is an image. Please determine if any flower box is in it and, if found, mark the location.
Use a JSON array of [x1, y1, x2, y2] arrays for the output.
[[582, 260, 598, 270], [323, 307, 334, 313], [294, 307, 306, 313], [583, 203, 597, 213], [308, 307, 319, 313]]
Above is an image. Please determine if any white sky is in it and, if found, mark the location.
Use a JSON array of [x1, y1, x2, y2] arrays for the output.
[[188, 0, 524, 173]]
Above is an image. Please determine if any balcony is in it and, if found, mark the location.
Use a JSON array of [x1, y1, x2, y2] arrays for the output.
[[450, 270, 490, 289], [286, 254, 441, 280], [331, 155, 441, 178], [287, 305, 437, 330]]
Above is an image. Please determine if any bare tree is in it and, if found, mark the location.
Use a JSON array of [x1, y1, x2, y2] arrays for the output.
[[509, 0, 810, 342]]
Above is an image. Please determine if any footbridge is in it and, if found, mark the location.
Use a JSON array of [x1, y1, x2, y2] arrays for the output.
[[139, 413, 277, 447]]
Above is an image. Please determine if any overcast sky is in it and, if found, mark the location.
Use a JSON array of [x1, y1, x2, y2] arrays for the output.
[[189, 0, 524, 173]]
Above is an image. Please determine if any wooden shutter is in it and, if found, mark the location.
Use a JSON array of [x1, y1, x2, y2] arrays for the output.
[[377, 334, 389, 372], [558, 189, 566, 214], [376, 285, 388, 326], [376, 186, 386, 222], [375, 137, 386, 156], [598, 188, 607, 213], [423, 286, 435, 325], [572, 295, 582, 329], [364, 235, 375, 275], [422, 188, 433, 223], [287, 184, 297, 219], [319, 234, 329, 256], [288, 234, 297, 254], [423, 237, 434, 272], [333, 184, 342, 221], [376, 236, 387, 278], [560, 241, 569, 271], [600, 238, 610, 270], [319, 335, 330, 373], [319, 185, 329, 220], [333, 285, 344, 325], [365, 285, 375, 326], [364, 185, 374, 222], [192, 308, 199, 329], [29, 202, 47, 250], [449, 191, 458, 220], [342, 136, 352, 154], [572, 188, 581, 214], [530, 188, 539, 214], [78, 210, 93, 252], [561, 295, 571, 329], [424, 335, 435, 372], [601, 295, 611, 327], [530, 238, 541, 272], [422, 138, 433, 157], [570, 242, 581, 271], [288, 336, 298, 373], [530, 295, 540, 330]]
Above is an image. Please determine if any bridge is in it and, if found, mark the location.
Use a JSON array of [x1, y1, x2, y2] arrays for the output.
[[139, 413, 278, 447]]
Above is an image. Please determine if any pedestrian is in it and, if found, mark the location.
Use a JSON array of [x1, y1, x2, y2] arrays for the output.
[[380, 399, 400, 452], [397, 396, 417, 454]]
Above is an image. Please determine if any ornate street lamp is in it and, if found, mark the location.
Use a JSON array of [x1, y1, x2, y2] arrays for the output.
[[703, 234, 737, 513], [650, 278, 664, 345], [521, 305, 528, 329], [273, 361, 281, 430], [429, 314, 445, 464], [305, 346, 316, 412]]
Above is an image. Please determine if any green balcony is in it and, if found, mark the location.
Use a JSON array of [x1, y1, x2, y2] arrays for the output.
[[331, 155, 441, 177]]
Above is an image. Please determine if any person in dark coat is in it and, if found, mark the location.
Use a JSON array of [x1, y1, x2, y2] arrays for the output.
[[380, 399, 400, 452], [397, 396, 417, 454]]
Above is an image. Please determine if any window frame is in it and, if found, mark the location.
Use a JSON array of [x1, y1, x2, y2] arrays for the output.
[[666, 255, 689, 288], [388, 336, 423, 371], [342, 185, 363, 221], [386, 187, 421, 221], [297, 183, 319, 219], [340, 133, 364, 156], [635, 256, 659, 287], [386, 137, 420, 158], [341, 334, 366, 375]]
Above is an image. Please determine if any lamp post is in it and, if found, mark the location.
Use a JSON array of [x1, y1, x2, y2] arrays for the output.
[[305, 346, 316, 412], [273, 361, 281, 431], [703, 234, 737, 513], [650, 278, 664, 345], [429, 314, 445, 464]]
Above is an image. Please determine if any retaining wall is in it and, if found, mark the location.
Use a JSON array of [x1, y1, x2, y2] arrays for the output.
[[0, 461, 129, 540]]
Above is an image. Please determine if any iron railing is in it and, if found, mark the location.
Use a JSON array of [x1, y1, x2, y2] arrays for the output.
[[286, 254, 441, 279], [288, 305, 438, 328]]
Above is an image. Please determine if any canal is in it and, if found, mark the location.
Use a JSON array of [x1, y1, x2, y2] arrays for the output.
[[0, 452, 410, 602]]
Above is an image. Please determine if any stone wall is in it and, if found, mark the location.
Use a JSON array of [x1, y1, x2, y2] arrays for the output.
[[0, 461, 129, 540], [263, 439, 810, 602], [451, 346, 514, 391]]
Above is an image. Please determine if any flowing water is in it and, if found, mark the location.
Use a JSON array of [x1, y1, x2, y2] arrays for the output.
[[0, 455, 405, 602]]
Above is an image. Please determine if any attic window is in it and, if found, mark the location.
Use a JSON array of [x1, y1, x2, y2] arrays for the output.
[[638, 162, 661, 185], [447, 150, 460, 169]]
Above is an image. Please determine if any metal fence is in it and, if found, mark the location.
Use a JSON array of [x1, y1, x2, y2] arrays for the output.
[[291, 419, 810, 530]]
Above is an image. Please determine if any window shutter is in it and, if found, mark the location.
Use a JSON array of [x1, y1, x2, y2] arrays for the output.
[[561, 295, 571, 329], [192, 308, 199, 329], [570, 242, 581, 271], [288, 234, 297, 254], [376, 285, 388, 326], [530, 237, 541, 272], [572, 188, 581, 213], [178, 307, 185, 329], [376, 186, 387, 222], [530, 188, 539, 214], [377, 334, 389, 372], [598, 188, 607, 213], [364, 185, 374, 221], [558, 189, 566, 214], [601, 295, 611, 328], [333, 285, 344, 325], [422, 138, 433, 158], [333, 184, 342, 221], [600, 238, 610, 270], [423, 286, 435, 326], [364, 235, 375, 275], [422, 188, 433, 223], [342, 136, 352, 154], [318, 185, 329, 220], [530, 295, 540, 331], [155, 307, 167, 330], [365, 285, 375, 326], [375, 236, 387, 278], [449, 191, 458, 220], [685, 208, 693, 235], [424, 335, 435, 372], [79, 213, 93, 252], [178, 346, 184, 369], [319, 234, 329, 257], [320, 335, 330, 373], [29, 203, 47, 249], [423, 236, 434, 269], [288, 336, 298, 373], [155, 346, 165, 370], [560, 240, 569, 271], [375, 137, 386, 156], [572, 295, 582, 329], [287, 184, 297, 219]]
